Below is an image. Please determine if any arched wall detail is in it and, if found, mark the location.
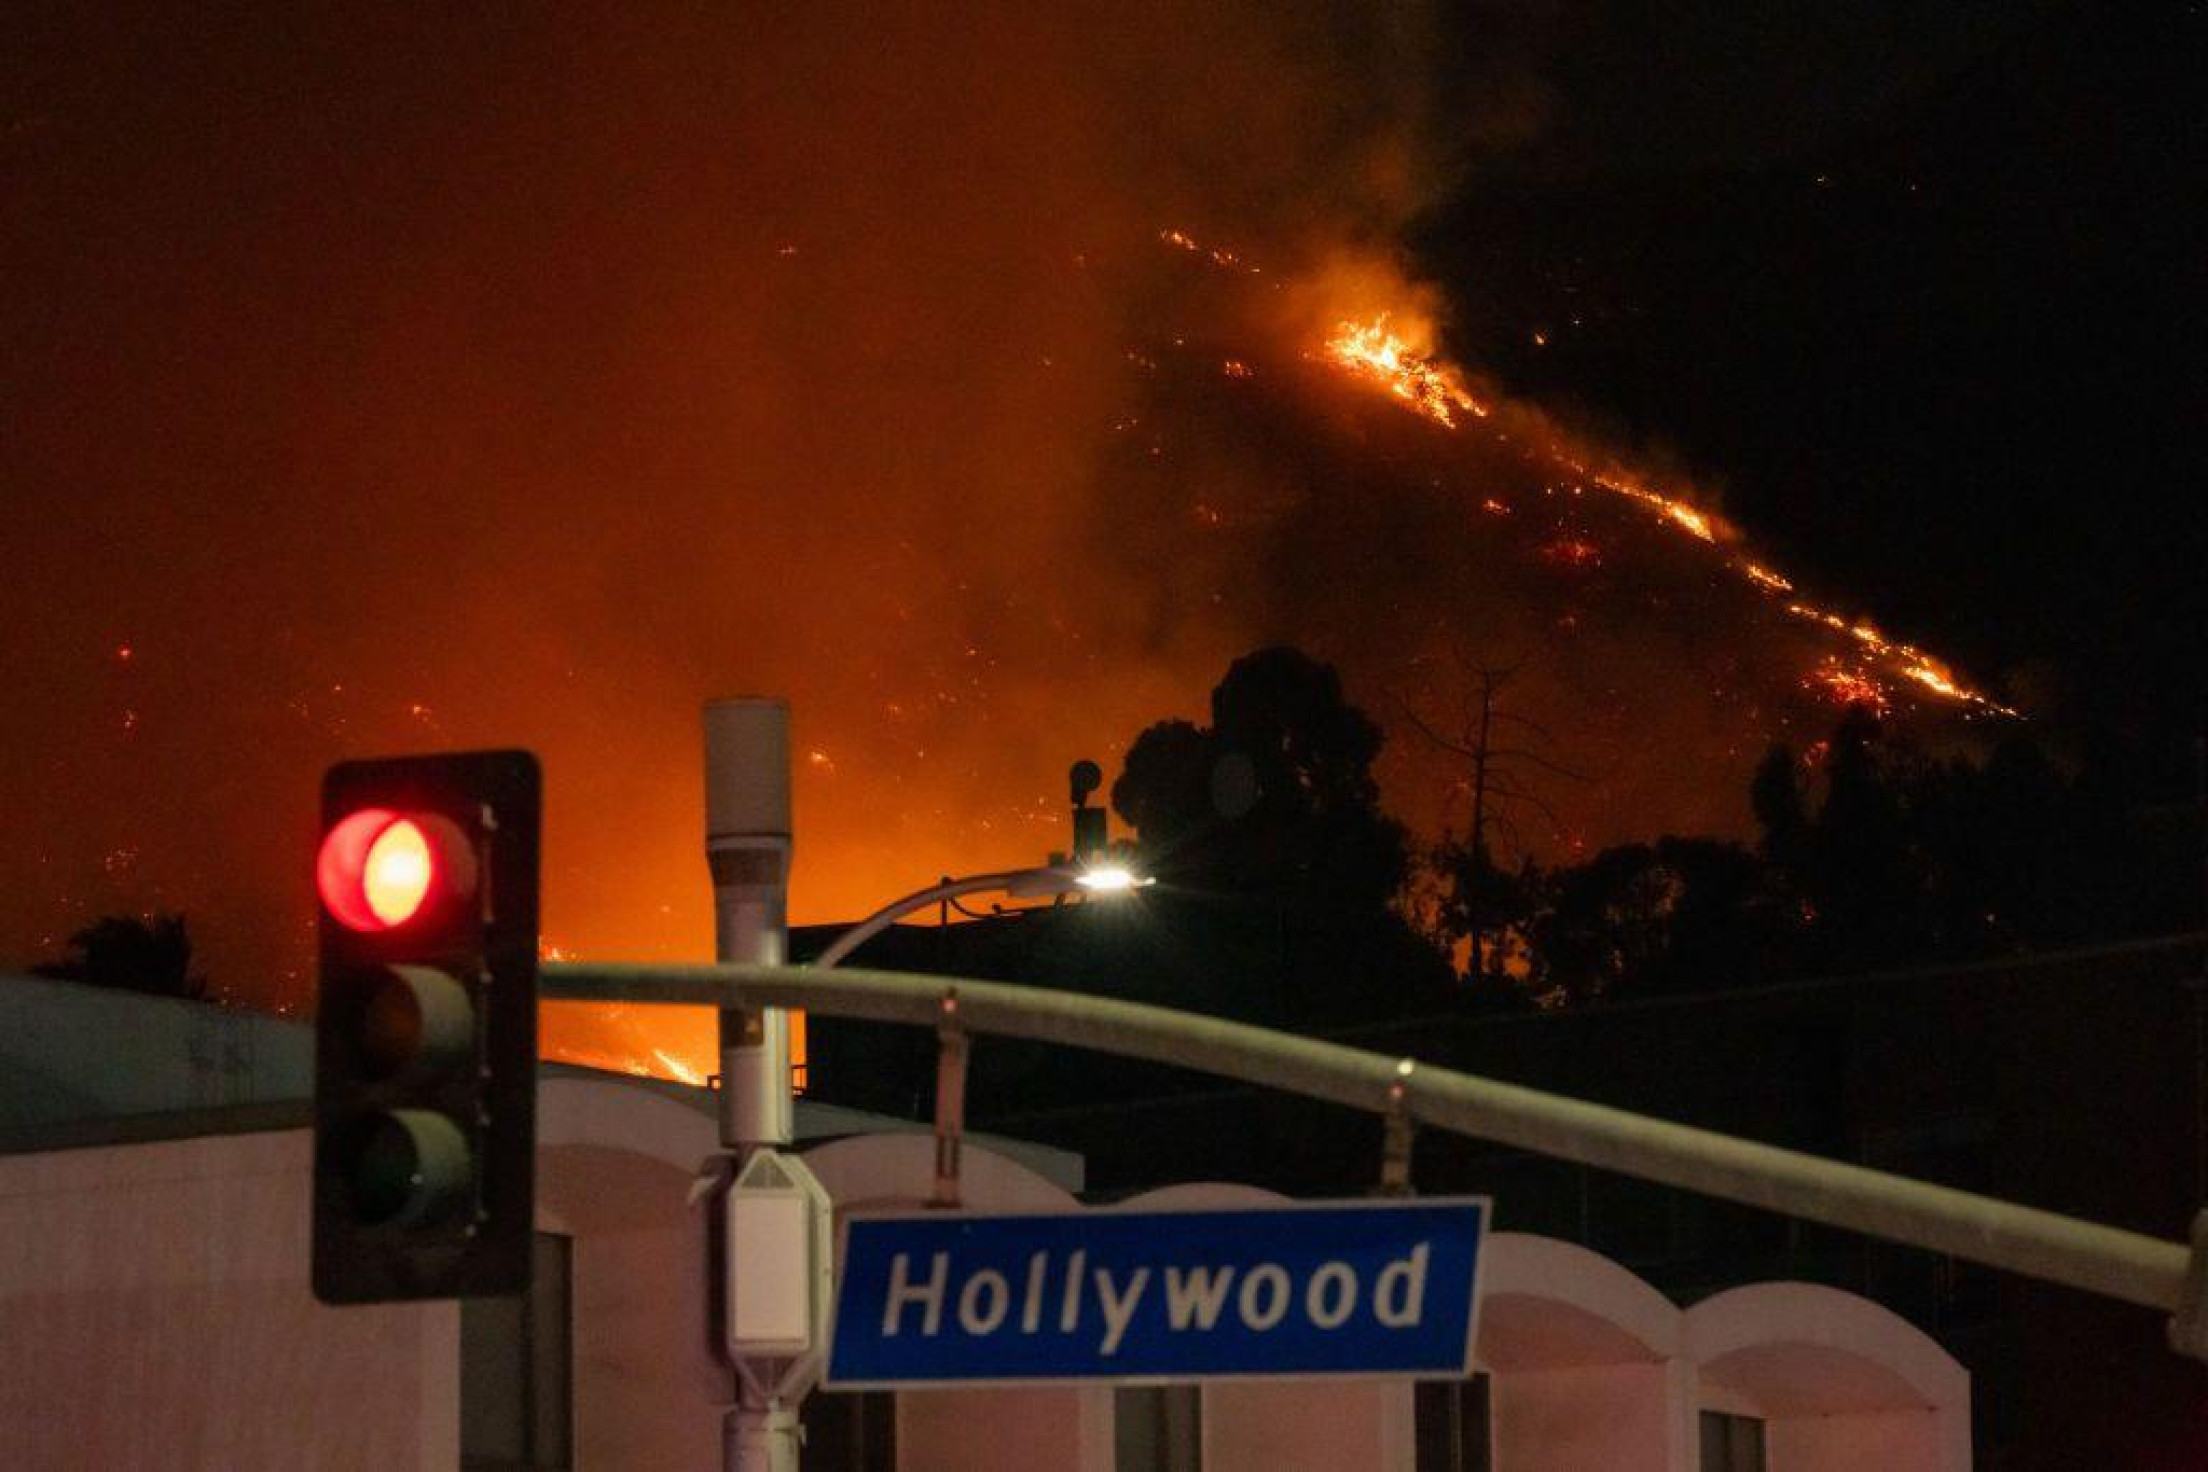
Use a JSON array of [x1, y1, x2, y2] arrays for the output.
[[535, 1075, 719, 1236], [1475, 1236, 1693, 1472], [515, 1086, 1971, 1472], [1684, 1281, 1967, 1413], [1475, 1232, 1680, 1375], [1685, 1283, 1972, 1472], [1118, 1181, 1289, 1210]]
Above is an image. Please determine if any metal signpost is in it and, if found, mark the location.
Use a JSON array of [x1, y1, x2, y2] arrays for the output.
[[701, 700, 832, 1472], [826, 1199, 1488, 1388]]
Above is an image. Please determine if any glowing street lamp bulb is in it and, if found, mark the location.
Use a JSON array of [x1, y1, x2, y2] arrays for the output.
[[1076, 865, 1142, 893], [362, 819, 434, 926]]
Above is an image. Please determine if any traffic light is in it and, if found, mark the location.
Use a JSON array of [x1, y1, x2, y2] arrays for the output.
[[312, 749, 541, 1305]]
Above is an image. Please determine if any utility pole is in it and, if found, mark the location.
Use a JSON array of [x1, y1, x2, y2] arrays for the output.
[[1464, 668, 1496, 980], [2192, 730, 2207, 1211], [706, 699, 793, 1150], [704, 699, 831, 1472]]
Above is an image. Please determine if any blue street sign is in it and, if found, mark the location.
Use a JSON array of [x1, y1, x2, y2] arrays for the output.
[[825, 1198, 1488, 1388]]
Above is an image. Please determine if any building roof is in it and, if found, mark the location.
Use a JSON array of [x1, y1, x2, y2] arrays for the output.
[[0, 971, 1081, 1190]]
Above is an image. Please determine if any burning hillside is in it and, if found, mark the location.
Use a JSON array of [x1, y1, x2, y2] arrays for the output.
[[1161, 228, 2009, 724], [1066, 230, 2015, 855], [551, 227, 2023, 1077], [1323, 315, 2005, 716], [547, 226, 2021, 1078], [4, 3, 2020, 1088]]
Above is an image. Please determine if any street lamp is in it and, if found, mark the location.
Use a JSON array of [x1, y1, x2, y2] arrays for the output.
[[805, 857, 1148, 1220], [1072, 863, 1141, 893], [811, 862, 1149, 970]]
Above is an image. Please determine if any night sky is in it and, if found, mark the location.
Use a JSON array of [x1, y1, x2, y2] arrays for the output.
[[4, 3, 2199, 1057], [1415, 2, 2203, 759]]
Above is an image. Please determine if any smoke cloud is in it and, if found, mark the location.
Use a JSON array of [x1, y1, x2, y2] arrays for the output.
[[2, 5, 1469, 994]]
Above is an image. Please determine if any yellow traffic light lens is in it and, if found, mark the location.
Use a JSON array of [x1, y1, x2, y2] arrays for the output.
[[353, 965, 475, 1080], [360, 972, 423, 1075], [362, 819, 433, 926]]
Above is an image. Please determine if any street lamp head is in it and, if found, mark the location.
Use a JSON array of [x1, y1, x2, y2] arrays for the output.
[[1069, 759, 1104, 808], [1074, 864, 1147, 894]]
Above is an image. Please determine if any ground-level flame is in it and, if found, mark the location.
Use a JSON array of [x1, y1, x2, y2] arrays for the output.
[[1323, 316, 1489, 428]]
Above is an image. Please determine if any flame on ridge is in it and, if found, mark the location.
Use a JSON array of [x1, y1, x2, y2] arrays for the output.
[[1224, 233, 2017, 719], [1588, 472, 1717, 544], [1324, 315, 1490, 428]]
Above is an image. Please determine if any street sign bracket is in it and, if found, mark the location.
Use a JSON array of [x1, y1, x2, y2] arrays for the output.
[[1377, 1057, 1418, 1198], [931, 988, 968, 1210]]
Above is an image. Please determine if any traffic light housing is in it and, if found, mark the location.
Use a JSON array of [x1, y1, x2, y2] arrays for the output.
[[312, 750, 541, 1305]]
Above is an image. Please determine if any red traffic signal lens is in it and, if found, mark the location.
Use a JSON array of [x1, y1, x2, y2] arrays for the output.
[[318, 808, 477, 932], [363, 819, 433, 925]]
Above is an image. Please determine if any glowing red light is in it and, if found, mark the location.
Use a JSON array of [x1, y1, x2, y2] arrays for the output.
[[318, 808, 473, 932], [362, 819, 434, 926]]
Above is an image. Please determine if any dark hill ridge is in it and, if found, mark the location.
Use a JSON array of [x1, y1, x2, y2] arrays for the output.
[[1084, 257, 2014, 853]]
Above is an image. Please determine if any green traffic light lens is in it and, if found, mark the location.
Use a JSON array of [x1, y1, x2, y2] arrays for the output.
[[348, 1109, 472, 1228]]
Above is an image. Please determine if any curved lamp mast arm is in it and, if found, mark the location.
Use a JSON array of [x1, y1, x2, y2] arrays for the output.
[[810, 868, 1080, 970]]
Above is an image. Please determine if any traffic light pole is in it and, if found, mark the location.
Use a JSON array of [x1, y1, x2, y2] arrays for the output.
[[705, 699, 794, 1152], [703, 700, 813, 1472]]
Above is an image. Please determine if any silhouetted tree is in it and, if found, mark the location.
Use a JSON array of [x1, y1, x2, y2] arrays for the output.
[[1750, 742, 1810, 873], [1401, 662, 1584, 983], [1426, 837, 1546, 985], [1114, 646, 1410, 911], [1521, 837, 1786, 1004], [1110, 719, 1215, 856], [1110, 647, 1446, 1025], [32, 912, 208, 1001], [1802, 708, 1933, 969], [1740, 710, 2175, 979]]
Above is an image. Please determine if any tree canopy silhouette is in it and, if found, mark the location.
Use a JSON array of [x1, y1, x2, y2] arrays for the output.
[[31, 912, 209, 1001], [1426, 697, 2197, 1006], [1109, 646, 1445, 1025], [1113, 645, 1408, 912]]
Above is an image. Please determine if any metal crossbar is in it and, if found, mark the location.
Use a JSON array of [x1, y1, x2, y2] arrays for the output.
[[541, 961, 2208, 1353]]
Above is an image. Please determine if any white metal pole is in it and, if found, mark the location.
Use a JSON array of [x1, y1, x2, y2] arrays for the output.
[[725, 1405, 800, 1472], [702, 698, 798, 1472], [704, 698, 793, 1149]]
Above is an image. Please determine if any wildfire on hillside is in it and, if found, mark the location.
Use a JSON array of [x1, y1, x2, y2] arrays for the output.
[[1200, 227, 2011, 720], [424, 229, 2028, 1085], [22, 211, 2023, 1093]]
